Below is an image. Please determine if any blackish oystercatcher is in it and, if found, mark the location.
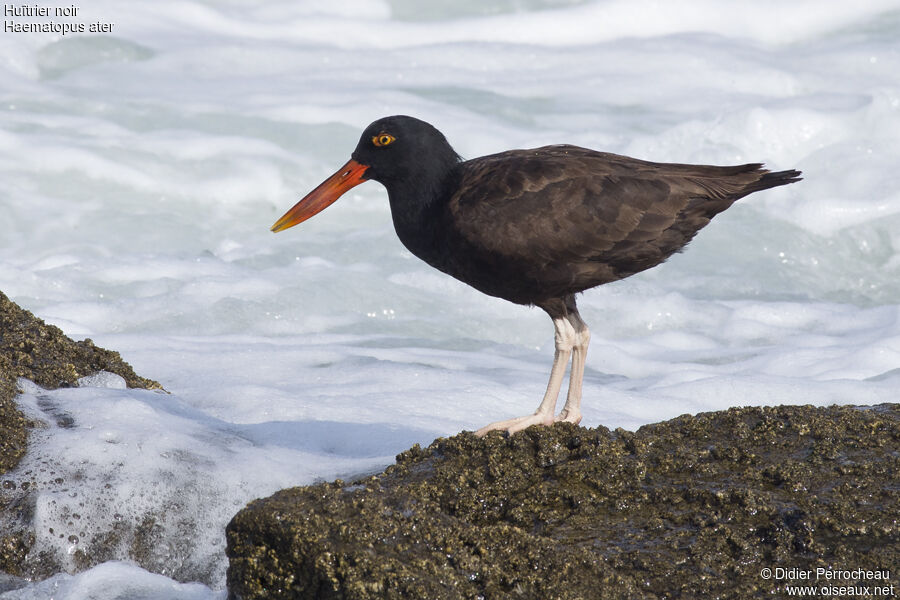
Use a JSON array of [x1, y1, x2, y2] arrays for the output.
[[271, 115, 801, 436]]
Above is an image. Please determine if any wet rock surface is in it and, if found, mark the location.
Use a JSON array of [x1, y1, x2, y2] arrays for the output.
[[227, 404, 899, 600], [0, 290, 162, 575], [0, 357, 26, 482]]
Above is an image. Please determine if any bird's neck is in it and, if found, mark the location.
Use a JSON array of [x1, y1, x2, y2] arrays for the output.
[[385, 164, 459, 265]]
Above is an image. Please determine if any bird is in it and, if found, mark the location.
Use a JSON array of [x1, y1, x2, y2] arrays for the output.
[[271, 115, 801, 436]]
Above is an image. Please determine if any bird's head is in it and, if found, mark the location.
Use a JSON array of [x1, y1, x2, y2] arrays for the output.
[[271, 115, 460, 233]]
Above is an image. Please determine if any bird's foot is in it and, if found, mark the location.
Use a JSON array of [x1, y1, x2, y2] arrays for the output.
[[554, 408, 581, 425], [474, 412, 556, 437]]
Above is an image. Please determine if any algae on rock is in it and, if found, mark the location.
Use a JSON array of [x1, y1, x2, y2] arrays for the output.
[[227, 404, 900, 600], [0, 291, 161, 393]]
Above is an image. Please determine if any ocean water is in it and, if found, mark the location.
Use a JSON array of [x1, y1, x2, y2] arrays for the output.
[[1, 0, 899, 597]]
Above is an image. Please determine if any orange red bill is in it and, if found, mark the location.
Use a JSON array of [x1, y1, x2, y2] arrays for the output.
[[270, 159, 369, 233]]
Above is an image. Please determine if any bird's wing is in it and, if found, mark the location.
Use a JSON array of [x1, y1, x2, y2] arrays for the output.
[[448, 145, 758, 277]]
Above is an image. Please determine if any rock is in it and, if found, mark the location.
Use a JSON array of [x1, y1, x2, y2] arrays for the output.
[[0, 357, 26, 481], [0, 291, 161, 393], [0, 290, 163, 575], [226, 404, 900, 600]]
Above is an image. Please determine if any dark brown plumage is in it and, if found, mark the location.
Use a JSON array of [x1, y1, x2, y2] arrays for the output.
[[437, 146, 800, 305], [271, 115, 802, 435]]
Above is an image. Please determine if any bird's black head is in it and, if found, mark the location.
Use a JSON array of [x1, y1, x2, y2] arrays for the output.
[[270, 115, 461, 233], [352, 115, 462, 187]]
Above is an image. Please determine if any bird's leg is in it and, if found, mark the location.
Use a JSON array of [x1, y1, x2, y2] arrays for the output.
[[475, 314, 576, 437], [555, 307, 589, 425]]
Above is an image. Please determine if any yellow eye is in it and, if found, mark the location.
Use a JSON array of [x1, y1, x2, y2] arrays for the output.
[[372, 133, 395, 147]]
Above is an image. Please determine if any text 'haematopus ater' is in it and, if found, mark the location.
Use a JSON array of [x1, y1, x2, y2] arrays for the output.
[[272, 115, 801, 436]]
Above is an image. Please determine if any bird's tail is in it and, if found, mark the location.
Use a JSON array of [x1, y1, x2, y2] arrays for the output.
[[686, 164, 802, 202], [740, 168, 803, 197]]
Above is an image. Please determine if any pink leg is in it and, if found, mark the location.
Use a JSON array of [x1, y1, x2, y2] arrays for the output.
[[476, 313, 583, 436]]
